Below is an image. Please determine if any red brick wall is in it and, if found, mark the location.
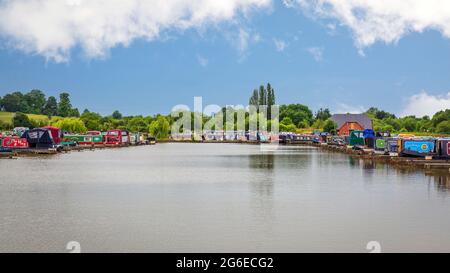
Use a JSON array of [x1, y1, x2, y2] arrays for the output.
[[338, 122, 364, 136]]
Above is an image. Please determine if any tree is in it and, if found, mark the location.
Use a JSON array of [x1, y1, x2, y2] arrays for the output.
[[249, 89, 259, 108], [81, 111, 102, 130], [0, 120, 12, 130], [50, 117, 87, 133], [112, 110, 123, 119], [1, 92, 25, 112], [149, 116, 170, 139], [315, 108, 331, 121], [401, 116, 418, 132], [267, 83, 276, 118], [280, 104, 313, 127], [43, 96, 58, 116], [432, 109, 450, 127], [70, 108, 80, 117], [57, 92, 72, 117], [258, 85, 267, 107], [24, 89, 46, 114], [12, 112, 34, 128], [323, 119, 337, 133], [127, 116, 148, 132], [436, 121, 450, 134]]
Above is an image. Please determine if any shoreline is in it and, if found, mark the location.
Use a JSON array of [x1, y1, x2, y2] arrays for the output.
[[2, 141, 450, 174]]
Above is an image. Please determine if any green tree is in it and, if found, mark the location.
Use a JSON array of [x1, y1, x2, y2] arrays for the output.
[[266, 83, 276, 117], [112, 110, 123, 119], [42, 96, 58, 116], [432, 109, 450, 127], [51, 117, 87, 133], [57, 92, 72, 117], [258, 85, 267, 107], [70, 108, 80, 117], [80, 111, 102, 130], [24, 89, 46, 114], [149, 116, 170, 139], [436, 121, 450, 134], [127, 116, 148, 132], [280, 104, 313, 127], [323, 119, 337, 133], [249, 89, 259, 108], [12, 112, 34, 128], [315, 108, 331, 121], [401, 116, 418, 132], [2, 92, 25, 112]]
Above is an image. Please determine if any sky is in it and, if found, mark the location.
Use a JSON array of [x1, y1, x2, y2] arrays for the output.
[[0, 0, 450, 117]]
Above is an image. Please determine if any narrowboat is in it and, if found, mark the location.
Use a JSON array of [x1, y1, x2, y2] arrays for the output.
[[22, 128, 60, 149], [1, 136, 29, 149], [400, 138, 437, 157], [349, 130, 365, 146], [279, 133, 292, 144], [258, 132, 269, 143], [129, 132, 141, 145], [105, 129, 130, 145], [328, 136, 346, 146], [42, 126, 62, 145], [374, 138, 387, 154], [386, 138, 399, 156], [0, 140, 13, 153], [64, 134, 104, 146], [363, 129, 375, 149], [437, 139, 450, 159], [13, 127, 29, 137], [105, 130, 123, 145], [148, 136, 157, 145], [225, 131, 237, 141], [87, 131, 102, 136]]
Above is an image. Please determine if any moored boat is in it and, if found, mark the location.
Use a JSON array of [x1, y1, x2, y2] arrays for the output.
[[437, 138, 450, 159], [399, 138, 437, 158]]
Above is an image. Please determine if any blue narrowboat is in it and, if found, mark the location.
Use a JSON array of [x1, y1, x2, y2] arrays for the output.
[[400, 138, 437, 157], [363, 129, 375, 149]]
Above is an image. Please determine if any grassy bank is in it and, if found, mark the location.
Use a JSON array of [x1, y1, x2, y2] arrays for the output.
[[0, 111, 50, 125]]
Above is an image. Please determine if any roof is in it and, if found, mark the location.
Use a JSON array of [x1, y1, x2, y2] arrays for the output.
[[331, 114, 373, 129]]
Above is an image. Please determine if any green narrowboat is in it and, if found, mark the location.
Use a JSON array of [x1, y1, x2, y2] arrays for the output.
[[375, 138, 386, 151], [349, 130, 365, 146]]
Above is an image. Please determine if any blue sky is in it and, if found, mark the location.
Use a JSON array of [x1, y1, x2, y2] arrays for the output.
[[0, 0, 450, 117]]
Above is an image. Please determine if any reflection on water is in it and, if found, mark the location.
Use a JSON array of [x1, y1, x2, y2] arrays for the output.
[[0, 143, 450, 253], [347, 157, 450, 192]]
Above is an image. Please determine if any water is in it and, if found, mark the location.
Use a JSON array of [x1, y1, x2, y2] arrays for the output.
[[1, 143, 449, 253]]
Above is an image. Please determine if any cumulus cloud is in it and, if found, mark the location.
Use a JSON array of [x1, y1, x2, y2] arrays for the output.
[[0, 0, 271, 62], [306, 46, 323, 61], [273, 38, 288, 52], [288, 0, 450, 53], [401, 91, 450, 117]]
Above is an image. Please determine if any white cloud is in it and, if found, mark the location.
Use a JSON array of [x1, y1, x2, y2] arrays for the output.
[[334, 102, 366, 114], [197, 54, 209, 67], [306, 46, 323, 61], [273, 38, 288, 52], [0, 0, 271, 62], [401, 91, 450, 117], [288, 0, 450, 52]]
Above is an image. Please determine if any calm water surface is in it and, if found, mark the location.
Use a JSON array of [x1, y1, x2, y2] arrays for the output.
[[1, 143, 449, 252]]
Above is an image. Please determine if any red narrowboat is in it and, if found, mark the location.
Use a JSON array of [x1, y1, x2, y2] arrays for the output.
[[1, 137, 29, 148], [105, 129, 129, 145], [42, 126, 62, 144]]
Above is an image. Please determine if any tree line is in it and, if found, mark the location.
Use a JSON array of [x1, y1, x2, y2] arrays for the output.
[[1, 85, 450, 137], [0, 90, 79, 117]]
